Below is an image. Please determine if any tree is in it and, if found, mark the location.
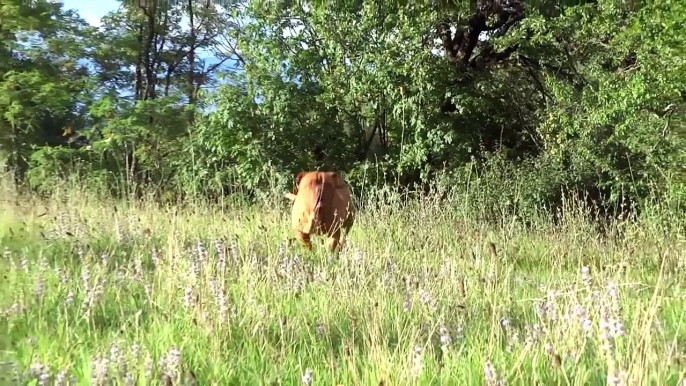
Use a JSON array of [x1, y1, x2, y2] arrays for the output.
[[0, 0, 95, 186], [3, 0, 682, 219]]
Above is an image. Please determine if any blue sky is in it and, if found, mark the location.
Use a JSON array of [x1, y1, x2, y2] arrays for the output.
[[59, 0, 235, 110], [61, 0, 235, 77], [62, 0, 121, 26], [61, 0, 233, 63]]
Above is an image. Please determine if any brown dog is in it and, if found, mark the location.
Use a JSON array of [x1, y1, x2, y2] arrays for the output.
[[285, 171, 355, 252]]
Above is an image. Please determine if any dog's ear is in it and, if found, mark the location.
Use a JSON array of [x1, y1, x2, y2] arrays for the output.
[[295, 172, 305, 190], [328, 172, 344, 188]]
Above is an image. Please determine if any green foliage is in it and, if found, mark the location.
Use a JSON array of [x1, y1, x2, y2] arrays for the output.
[[179, 75, 283, 196], [532, 1, 686, 207], [0, 0, 94, 181], [1, 0, 684, 219], [26, 146, 121, 196]]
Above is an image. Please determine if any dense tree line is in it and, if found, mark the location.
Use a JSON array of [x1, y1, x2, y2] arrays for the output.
[[1, 0, 684, 218]]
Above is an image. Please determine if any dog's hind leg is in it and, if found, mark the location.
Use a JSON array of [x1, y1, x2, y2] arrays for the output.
[[326, 231, 340, 252], [336, 215, 354, 251]]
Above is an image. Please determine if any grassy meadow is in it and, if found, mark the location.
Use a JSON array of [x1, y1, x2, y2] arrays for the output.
[[1, 180, 685, 386]]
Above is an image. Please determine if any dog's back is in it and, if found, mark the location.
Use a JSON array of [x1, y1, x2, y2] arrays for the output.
[[290, 172, 355, 247]]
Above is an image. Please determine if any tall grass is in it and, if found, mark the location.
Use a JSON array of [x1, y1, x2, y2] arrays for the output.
[[1, 175, 685, 386]]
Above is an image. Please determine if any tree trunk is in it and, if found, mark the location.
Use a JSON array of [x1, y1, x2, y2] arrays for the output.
[[187, 0, 197, 125], [143, 3, 157, 101], [134, 22, 144, 100]]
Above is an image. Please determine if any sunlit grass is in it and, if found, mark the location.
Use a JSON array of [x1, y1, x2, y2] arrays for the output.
[[1, 182, 685, 385]]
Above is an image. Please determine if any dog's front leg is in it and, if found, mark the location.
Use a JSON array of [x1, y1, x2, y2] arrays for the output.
[[295, 230, 313, 251]]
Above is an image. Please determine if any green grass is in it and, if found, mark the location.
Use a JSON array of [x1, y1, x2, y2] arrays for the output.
[[1, 184, 685, 386]]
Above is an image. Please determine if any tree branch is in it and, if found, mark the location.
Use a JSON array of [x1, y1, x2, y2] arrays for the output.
[[435, 1, 526, 113], [518, 54, 587, 90], [436, 0, 525, 65], [469, 43, 519, 68]]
